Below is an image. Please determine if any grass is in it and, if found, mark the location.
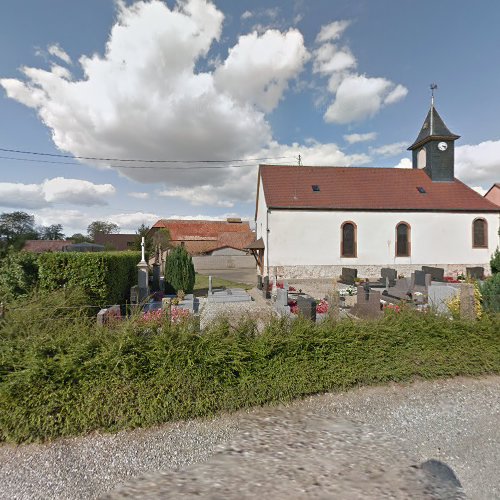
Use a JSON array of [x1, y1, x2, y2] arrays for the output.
[[193, 273, 253, 296], [1, 289, 499, 444]]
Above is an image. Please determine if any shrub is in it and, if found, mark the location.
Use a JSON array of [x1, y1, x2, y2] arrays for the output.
[[1, 303, 499, 444], [164, 246, 195, 294], [37, 251, 140, 307], [481, 272, 500, 312], [490, 248, 500, 275], [0, 251, 39, 300]]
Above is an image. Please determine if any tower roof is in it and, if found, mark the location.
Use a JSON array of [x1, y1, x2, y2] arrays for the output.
[[408, 104, 460, 150]]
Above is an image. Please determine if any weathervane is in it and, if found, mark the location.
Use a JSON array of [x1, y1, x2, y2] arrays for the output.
[[430, 83, 438, 106]]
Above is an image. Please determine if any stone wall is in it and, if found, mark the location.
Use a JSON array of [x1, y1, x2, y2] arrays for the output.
[[271, 263, 491, 280], [192, 255, 255, 270]]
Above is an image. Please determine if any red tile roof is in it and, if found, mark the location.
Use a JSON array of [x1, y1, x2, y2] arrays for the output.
[[23, 240, 71, 253], [259, 165, 500, 212], [150, 219, 255, 255]]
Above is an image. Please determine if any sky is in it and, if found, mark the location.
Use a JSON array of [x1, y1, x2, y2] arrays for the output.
[[0, 0, 499, 236]]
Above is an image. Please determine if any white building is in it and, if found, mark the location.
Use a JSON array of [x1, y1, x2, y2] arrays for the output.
[[253, 104, 500, 279]]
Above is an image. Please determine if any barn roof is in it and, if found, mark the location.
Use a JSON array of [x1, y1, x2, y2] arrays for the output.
[[150, 219, 254, 254], [258, 165, 499, 212]]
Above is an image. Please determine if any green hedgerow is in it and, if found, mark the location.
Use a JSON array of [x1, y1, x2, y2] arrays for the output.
[[164, 246, 195, 294], [1, 293, 499, 444]]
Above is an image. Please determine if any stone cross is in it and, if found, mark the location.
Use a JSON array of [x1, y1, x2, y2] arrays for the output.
[[208, 275, 213, 295], [141, 236, 146, 263]]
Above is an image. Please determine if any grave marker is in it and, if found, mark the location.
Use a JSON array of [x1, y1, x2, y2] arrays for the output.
[[422, 266, 445, 282], [466, 267, 484, 280]]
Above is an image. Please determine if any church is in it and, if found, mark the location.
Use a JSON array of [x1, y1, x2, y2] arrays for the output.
[[252, 102, 500, 279]]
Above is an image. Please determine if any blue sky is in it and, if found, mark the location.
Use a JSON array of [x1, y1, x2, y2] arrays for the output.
[[1, 0, 499, 235]]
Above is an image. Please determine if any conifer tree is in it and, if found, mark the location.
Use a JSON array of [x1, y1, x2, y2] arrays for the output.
[[164, 246, 195, 293]]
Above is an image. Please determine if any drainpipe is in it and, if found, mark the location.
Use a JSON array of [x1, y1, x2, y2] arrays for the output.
[[266, 208, 270, 278]]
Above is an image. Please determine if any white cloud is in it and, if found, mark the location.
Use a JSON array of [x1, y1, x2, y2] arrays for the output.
[[343, 132, 377, 144], [0, 0, 383, 209], [0, 178, 115, 209], [0, 183, 46, 209], [455, 140, 500, 187], [108, 212, 160, 232], [394, 158, 412, 169], [313, 44, 356, 75], [128, 191, 149, 199], [42, 177, 115, 205], [214, 29, 309, 112], [313, 20, 408, 124], [471, 186, 487, 196], [315, 20, 351, 43], [47, 44, 72, 65], [324, 74, 408, 124], [241, 10, 253, 20], [384, 84, 408, 105], [371, 141, 407, 157]]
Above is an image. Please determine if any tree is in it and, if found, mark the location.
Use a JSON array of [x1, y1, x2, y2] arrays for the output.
[[132, 223, 154, 254], [152, 228, 171, 250], [0, 211, 38, 253], [69, 233, 91, 244], [39, 224, 65, 240], [164, 246, 195, 294], [87, 221, 119, 241]]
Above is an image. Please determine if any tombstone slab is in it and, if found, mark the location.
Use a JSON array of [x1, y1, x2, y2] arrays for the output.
[[339, 267, 357, 285], [466, 267, 484, 280], [422, 266, 445, 282], [296, 296, 317, 322], [428, 284, 459, 314]]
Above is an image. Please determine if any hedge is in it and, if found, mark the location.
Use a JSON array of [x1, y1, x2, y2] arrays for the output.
[[37, 252, 141, 306]]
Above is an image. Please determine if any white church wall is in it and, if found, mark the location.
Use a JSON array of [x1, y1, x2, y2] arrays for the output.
[[264, 209, 498, 278]]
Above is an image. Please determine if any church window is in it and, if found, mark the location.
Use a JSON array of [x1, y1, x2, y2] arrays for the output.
[[417, 147, 426, 169], [341, 222, 357, 257], [396, 222, 411, 257], [472, 218, 487, 248]]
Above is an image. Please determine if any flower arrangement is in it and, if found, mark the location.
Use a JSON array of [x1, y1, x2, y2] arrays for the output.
[[339, 286, 357, 296], [443, 276, 460, 283], [268, 282, 296, 292], [140, 308, 164, 326], [287, 298, 329, 315], [316, 298, 329, 314], [170, 306, 191, 323], [383, 303, 400, 313]]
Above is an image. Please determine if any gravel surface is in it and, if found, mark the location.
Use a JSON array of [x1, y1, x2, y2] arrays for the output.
[[1, 376, 499, 499]]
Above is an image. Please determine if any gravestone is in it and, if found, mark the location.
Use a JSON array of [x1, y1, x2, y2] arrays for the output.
[[428, 284, 459, 314], [130, 285, 139, 304], [380, 268, 397, 286], [257, 275, 263, 290], [96, 308, 109, 326], [96, 305, 120, 326], [326, 292, 340, 320], [459, 283, 475, 319], [340, 267, 357, 285], [208, 275, 213, 295], [275, 287, 290, 316], [422, 266, 445, 282], [466, 267, 484, 280], [262, 276, 270, 299], [296, 295, 316, 322], [352, 286, 382, 319], [152, 263, 161, 292], [413, 270, 427, 287]]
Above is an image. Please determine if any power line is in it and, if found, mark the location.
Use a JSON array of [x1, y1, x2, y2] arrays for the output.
[[0, 147, 294, 164], [0, 155, 260, 170]]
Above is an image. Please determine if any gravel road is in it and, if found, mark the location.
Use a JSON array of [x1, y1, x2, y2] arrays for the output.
[[1, 376, 499, 499]]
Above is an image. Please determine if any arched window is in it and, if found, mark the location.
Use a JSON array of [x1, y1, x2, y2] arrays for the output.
[[417, 147, 426, 169], [341, 222, 357, 257], [472, 218, 487, 248], [396, 222, 411, 257]]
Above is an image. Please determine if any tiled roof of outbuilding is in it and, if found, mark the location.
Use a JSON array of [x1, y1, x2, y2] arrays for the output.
[[258, 165, 499, 212], [150, 219, 254, 254]]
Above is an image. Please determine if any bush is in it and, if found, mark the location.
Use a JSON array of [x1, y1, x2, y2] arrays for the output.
[[164, 246, 195, 294], [490, 248, 500, 275], [1, 301, 499, 443], [481, 272, 500, 312], [38, 251, 140, 307], [0, 251, 39, 300]]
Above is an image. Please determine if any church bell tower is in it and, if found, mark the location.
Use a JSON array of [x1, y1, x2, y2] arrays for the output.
[[408, 85, 460, 182]]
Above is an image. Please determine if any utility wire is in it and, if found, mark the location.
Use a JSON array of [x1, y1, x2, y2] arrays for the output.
[[0, 155, 261, 169], [0, 147, 294, 164]]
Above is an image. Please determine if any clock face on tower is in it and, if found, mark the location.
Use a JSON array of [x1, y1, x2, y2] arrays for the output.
[[438, 141, 448, 151]]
